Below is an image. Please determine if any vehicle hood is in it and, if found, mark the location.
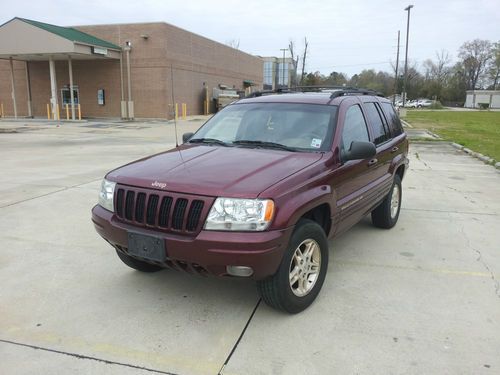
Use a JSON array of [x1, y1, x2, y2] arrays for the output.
[[107, 145, 324, 198]]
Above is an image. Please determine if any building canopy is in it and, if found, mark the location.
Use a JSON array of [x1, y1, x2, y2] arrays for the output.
[[0, 17, 121, 60]]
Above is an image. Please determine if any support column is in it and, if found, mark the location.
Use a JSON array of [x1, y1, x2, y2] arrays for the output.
[[9, 57, 18, 119], [119, 52, 127, 119], [25, 61, 32, 118], [49, 57, 58, 120], [68, 56, 75, 121], [125, 46, 134, 119]]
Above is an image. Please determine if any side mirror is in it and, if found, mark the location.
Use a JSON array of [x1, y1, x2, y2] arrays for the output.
[[344, 141, 376, 161], [182, 132, 194, 143]]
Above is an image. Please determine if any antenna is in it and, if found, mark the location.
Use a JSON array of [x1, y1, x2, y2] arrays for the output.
[[170, 64, 179, 147]]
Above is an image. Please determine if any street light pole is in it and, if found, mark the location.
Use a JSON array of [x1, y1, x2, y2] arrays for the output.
[[280, 48, 288, 89], [402, 4, 413, 108], [393, 30, 400, 105]]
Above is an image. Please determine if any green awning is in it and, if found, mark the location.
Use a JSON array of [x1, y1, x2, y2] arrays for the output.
[[17, 17, 121, 50]]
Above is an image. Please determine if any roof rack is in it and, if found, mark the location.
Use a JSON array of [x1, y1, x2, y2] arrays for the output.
[[292, 85, 355, 92], [245, 86, 384, 99], [245, 88, 294, 98], [328, 88, 384, 99]]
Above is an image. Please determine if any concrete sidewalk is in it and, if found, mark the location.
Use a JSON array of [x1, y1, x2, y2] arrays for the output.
[[0, 120, 499, 374]]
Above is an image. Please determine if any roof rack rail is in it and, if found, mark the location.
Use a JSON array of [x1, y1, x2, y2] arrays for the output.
[[328, 88, 384, 99], [245, 88, 294, 98], [291, 85, 357, 92]]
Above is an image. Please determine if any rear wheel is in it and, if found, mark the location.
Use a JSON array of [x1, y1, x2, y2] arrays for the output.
[[371, 174, 402, 229], [257, 219, 329, 314], [115, 249, 164, 272]]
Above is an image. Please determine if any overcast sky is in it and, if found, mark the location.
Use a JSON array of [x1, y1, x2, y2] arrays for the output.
[[2, 0, 499, 77]]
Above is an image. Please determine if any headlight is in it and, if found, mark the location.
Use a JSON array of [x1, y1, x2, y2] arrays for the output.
[[98, 179, 116, 212], [204, 198, 275, 231]]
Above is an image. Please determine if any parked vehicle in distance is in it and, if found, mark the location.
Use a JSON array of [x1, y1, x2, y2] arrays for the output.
[[417, 99, 433, 108], [405, 100, 418, 108], [92, 87, 409, 313]]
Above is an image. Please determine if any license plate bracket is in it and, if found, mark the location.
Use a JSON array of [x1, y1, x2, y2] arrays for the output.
[[127, 232, 166, 262]]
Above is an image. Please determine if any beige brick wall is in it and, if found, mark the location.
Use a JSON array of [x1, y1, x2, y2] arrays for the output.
[[0, 22, 263, 119]]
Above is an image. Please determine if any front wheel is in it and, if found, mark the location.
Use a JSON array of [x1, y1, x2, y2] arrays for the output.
[[371, 174, 402, 229], [257, 219, 329, 314]]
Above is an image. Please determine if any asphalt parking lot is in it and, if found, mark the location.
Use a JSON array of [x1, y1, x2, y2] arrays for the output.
[[1, 118, 499, 375]]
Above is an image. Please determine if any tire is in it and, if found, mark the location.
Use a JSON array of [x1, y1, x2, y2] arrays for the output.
[[371, 174, 402, 229], [257, 219, 329, 314], [115, 249, 164, 272]]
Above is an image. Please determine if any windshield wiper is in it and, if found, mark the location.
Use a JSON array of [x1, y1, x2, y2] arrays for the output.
[[188, 138, 229, 146], [232, 140, 296, 152]]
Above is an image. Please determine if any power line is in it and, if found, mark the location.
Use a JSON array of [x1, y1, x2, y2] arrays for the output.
[[312, 61, 391, 70]]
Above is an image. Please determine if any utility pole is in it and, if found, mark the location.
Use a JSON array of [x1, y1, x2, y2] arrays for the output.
[[402, 4, 414, 107], [280, 48, 288, 89], [394, 30, 400, 105]]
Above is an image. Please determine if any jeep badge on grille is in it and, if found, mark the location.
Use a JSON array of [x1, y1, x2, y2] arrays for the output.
[[151, 181, 167, 189]]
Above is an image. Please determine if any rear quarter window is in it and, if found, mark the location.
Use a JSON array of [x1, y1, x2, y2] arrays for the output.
[[380, 102, 403, 137]]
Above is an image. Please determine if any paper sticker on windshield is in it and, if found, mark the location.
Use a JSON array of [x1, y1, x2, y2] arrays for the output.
[[311, 138, 322, 148]]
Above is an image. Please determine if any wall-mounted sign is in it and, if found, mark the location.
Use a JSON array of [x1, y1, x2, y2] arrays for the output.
[[92, 47, 108, 56], [97, 89, 105, 105]]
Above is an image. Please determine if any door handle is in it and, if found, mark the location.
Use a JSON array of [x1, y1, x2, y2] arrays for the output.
[[368, 158, 378, 166], [391, 146, 399, 153]]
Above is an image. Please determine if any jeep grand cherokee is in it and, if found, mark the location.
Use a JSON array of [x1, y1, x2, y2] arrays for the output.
[[92, 88, 409, 313]]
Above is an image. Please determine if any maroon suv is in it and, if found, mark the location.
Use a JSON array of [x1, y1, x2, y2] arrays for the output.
[[92, 88, 409, 313]]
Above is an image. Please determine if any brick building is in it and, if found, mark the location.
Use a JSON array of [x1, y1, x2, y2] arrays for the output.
[[0, 17, 263, 119]]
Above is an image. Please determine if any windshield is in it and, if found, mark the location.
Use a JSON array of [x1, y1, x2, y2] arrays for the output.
[[190, 103, 338, 151]]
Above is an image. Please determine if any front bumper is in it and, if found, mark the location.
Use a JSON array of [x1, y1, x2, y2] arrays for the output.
[[91, 204, 293, 280]]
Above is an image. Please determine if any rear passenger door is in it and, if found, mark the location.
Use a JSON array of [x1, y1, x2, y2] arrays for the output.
[[334, 103, 376, 233], [362, 101, 393, 186]]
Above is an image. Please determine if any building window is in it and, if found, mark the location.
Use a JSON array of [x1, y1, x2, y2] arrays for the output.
[[60, 86, 79, 105], [277, 62, 289, 86], [263, 61, 274, 87]]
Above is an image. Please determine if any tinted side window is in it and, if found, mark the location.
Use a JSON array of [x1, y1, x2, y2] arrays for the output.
[[364, 102, 389, 145], [380, 102, 403, 137], [342, 105, 369, 152]]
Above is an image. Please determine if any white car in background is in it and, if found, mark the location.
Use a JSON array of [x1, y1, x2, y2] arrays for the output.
[[417, 99, 433, 108]]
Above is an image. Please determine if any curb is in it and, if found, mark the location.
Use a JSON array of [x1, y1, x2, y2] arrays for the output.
[[450, 142, 498, 169]]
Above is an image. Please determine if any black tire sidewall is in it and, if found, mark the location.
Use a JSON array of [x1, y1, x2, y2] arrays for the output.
[[275, 219, 329, 313]]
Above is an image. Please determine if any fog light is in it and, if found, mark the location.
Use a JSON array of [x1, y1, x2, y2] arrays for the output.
[[226, 265, 254, 277]]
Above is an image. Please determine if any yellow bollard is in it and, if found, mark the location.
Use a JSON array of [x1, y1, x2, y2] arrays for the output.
[[66, 104, 69, 120], [56, 104, 60, 121], [78, 104, 81, 121], [182, 103, 187, 120], [175, 103, 178, 120], [47, 104, 51, 120]]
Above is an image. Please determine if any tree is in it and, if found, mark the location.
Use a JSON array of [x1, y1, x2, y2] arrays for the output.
[[422, 50, 451, 99], [300, 37, 309, 85], [458, 39, 493, 89], [302, 71, 323, 86], [225, 39, 240, 49], [487, 41, 500, 90], [288, 40, 300, 87], [324, 71, 348, 86], [349, 69, 395, 96]]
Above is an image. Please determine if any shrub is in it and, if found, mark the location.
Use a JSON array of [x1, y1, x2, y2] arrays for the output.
[[429, 100, 444, 109], [478, 103, 489, 110]]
